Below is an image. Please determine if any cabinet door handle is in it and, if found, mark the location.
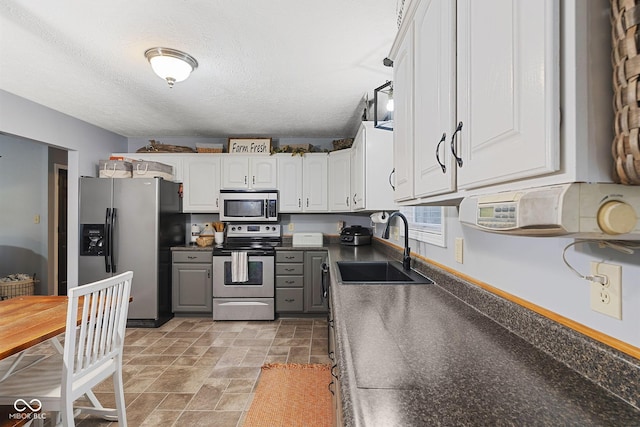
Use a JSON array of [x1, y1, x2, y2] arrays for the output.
[[306, 198, 309, 208], [187, 255, 197, 259], [285, 268, 295, 272], [331, 363, 338, 379], [252, 175, 255, 185], [321, 262, 329, 299], [285, 255, 295, 259], [388, 168, 395, 191], [346, 196, 349, 206], [244, 175, 248, 184], [450, 121, 464, 167], [216, 197, 219, 207], [329, 380, 335, 396], [207, 269, 211, 279], [285, 280, 295, 284], [435, 132, 447, 173], [298, 198, 301, 208], [353, 194, 357, 205], [284, 298, 295, 302]]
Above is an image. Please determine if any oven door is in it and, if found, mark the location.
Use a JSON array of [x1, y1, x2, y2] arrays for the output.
[[212, 255, 274, 298]]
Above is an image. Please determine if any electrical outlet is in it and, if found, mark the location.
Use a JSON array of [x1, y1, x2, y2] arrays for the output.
[[288, 223, 294, 232], [455, 238, 464, 263], [34, 214, 40, 224], [392, 226, 399, 240], [337, 221, 345, 232], [589, 261, 622, 319]]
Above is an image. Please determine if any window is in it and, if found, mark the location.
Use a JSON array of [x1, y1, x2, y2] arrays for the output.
[[400, 206, 445, 247]]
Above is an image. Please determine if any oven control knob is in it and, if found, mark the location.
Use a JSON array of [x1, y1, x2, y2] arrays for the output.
[[231, 227, 236, 231], [238, 226, 243, 230], [597, 201, 637, 234]]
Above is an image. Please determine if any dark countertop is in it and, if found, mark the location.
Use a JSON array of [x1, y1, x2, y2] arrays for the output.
[[327, 245, 640, 426], [171, 244, 215, 251]]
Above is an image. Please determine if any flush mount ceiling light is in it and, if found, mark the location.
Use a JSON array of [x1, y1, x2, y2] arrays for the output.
[[144, 47, 198, 88]]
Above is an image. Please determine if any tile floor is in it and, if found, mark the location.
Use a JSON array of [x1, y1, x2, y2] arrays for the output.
[[20, 316, 331, 427]]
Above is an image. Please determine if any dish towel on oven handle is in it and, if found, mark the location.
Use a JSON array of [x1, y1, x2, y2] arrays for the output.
[[231, 251, 248, 283]]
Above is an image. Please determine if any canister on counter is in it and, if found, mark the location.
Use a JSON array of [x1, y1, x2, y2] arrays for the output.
[[190, 224, 201, 243]]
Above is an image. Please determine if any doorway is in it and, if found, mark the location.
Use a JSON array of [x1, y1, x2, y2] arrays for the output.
[[54, 164, 68, 295]]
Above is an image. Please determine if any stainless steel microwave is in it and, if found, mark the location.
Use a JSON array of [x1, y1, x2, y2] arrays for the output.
[[219, 190, 278, 222]]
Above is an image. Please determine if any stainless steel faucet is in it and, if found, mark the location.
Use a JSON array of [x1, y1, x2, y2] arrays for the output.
[[382, 212, 411, 271]]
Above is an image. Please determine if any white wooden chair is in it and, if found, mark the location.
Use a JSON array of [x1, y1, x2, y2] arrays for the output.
[[0, 271, 133, 427]]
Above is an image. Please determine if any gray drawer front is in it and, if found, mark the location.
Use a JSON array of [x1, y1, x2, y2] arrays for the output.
[[276, 275, 304, 288], [173, 252, 212, 263], [276, 288, 304, 312], [276, 251, 304, 263], [276, 263, 304, 275]]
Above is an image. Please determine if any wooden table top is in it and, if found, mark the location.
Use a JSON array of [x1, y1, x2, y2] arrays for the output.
[[0, 295, 71, 360]]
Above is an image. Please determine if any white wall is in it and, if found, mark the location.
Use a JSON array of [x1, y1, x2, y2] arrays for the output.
[[0, 135, 48, 292], [378, 210, 640, 348], [0, 90, 128, 289], [280, 213, 371, 235]]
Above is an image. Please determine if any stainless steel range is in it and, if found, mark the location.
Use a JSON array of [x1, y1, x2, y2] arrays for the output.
[[212, 224, 281, 320]]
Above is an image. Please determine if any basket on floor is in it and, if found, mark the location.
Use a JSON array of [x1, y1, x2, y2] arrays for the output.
[[0, 279, 36, 300], [611, 0, 640, 184]]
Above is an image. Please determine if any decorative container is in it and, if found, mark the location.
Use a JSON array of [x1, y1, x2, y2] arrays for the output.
[[0, 278, 36, 300], [132, 160, 174, 180], [99, 160, 133, 178], [611, 0, 640, 184]]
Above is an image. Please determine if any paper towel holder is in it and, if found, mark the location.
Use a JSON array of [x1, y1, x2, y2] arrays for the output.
[[370, 211, 389, 224]]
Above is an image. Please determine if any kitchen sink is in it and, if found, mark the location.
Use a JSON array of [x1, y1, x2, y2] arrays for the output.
[[336, 261, 433, 284]]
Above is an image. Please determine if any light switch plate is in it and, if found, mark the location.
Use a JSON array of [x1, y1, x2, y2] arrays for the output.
[[455, 238, 464, 263]]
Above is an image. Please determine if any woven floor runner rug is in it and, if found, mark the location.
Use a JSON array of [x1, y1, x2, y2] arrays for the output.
[[243, 363, 333, 427]]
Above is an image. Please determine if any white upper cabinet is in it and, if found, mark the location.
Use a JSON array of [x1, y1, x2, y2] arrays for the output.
[[413, 0, 456, 198], [328, 149, 351, 212], [351, 122, 396, 211], [251, 157, 278, 189], [302, 153, 328, 212], [277, 153, 328, 213], [456, 0, 560, 189], [182, 155, 222, 212], [222, 156, 248, 188], [276, 154, 303, 212], [390, 0, 560, 202], [221, 156, 277, 189], [391, 22, 415, 202], [350, 126, 366, 209]]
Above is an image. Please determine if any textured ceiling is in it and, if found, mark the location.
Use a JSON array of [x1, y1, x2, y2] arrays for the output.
[[0, 0, 398, 138]]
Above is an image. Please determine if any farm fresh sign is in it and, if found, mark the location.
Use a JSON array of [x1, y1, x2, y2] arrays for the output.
[[228, 138, 271, 154]]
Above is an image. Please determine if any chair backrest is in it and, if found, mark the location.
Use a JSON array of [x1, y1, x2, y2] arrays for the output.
[[62, 271, 133, 389]]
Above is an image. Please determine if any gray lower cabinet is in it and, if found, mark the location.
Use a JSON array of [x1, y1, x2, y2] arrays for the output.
[[275, 250, 327, 314], [304, 251, 328, 312], [172, 251, 213, 313]]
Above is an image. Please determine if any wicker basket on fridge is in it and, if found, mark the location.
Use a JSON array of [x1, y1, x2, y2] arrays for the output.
[[611, 0, 640, 184]]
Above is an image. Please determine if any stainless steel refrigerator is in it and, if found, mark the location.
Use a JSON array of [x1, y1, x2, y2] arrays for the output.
[[79, 177, 185, 327]]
